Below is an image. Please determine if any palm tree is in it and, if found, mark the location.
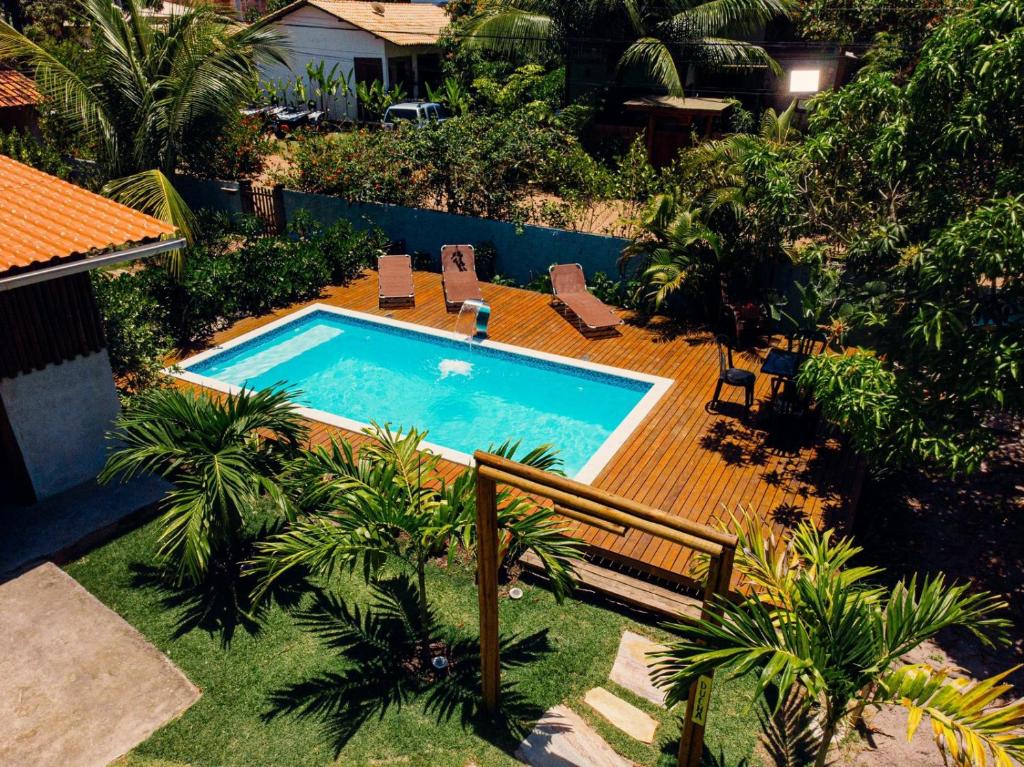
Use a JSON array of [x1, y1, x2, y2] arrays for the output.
[[620, 187, 722, 309], [253, 424, 582, 634], [653, 521, 1024, 767], [99, 386, 308, 585], [0, 0, 286, 254], [463, 0, 790, 97], [620, 101, 802, 310]]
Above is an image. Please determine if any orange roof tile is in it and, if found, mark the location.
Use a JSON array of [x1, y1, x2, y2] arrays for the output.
[[0, 155, 176, 277], [0, 68, 41, 109], [268, 1, 449, 46]]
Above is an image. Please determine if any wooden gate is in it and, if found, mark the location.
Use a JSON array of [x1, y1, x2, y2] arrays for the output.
[[239, 180, 286, 234], [473, 451, 738, 767]]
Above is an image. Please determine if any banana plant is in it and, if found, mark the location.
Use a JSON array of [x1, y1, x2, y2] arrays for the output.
[[306, 60, 343, 117], [656, 519, 1022, 767]]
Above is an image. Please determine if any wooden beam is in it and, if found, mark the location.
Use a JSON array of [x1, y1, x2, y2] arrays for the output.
[[480, 465, 724, 556], [475, 452, 737, 550]]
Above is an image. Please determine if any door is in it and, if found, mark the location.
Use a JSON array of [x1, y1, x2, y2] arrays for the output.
[[354, 57, 385, 121]]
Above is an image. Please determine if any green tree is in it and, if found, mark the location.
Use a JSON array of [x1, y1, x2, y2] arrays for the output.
[[0, 0, 286, 250], [99, 387, 308, 585], [254, 424, 582, 633], [463, 0, 790, 97], [655, 522, 1023, 767]]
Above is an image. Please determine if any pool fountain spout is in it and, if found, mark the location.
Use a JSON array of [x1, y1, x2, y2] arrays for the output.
[[455, 299, 490, 340]]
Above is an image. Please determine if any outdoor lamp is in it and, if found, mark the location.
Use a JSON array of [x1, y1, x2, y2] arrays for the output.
[[789, 68, 821, 93]]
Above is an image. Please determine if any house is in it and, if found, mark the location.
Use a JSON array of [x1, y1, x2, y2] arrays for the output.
[[260, 0, 449, 119], [0, 156, 183, 504], [0, 68, 41, 133]]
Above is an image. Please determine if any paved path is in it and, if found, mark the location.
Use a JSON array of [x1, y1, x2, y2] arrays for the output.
[[0, 563, 200, 767]]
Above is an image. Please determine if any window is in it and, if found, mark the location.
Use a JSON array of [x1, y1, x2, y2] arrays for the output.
[[789, 69, 821, 94]]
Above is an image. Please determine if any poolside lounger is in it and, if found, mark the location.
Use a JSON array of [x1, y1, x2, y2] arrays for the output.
[[549, 263, 623, 335], [441, 244, 483, 311], [378, 255, 415, 307]]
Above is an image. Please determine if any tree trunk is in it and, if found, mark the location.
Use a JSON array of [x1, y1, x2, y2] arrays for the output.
[[814, 719, 836, 767], [416, 550, 430, 637]]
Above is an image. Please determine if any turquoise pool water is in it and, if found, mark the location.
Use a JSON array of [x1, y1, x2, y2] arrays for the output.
[[186, 309, 658, 478]]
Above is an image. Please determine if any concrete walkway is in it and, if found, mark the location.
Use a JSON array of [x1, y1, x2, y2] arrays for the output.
[[0, 476, 166, 578], [0, 563, 200, 767]]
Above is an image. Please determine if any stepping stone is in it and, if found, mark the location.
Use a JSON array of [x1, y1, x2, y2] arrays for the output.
[[515, 704, 632, 767], [608, 630, 669, 708], [585, 686, 659, 744]]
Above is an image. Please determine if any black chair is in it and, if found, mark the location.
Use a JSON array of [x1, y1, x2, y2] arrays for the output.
[[711, 335, 756, 416], [787, 329, 828, 356]]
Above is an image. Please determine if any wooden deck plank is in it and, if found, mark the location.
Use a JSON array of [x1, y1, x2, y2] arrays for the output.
[[171, 270, 862, 582]]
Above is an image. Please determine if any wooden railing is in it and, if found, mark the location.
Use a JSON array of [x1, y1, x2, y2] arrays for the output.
[[473, 451, 738, 767]]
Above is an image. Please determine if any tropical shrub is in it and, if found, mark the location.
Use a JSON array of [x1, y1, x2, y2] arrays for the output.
[[254, 425, 582, 628], [656, 521, 1022, 767], [179, 113, 272, 181], [100, 387, 308, 585], [0, 126, 72, 178], [91, 270, 172, 394]]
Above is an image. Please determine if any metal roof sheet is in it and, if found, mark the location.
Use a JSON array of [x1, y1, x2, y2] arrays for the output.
[[0, 68, 40, 109], [267, 0, 449, 45], [0, 155, 176, 277]]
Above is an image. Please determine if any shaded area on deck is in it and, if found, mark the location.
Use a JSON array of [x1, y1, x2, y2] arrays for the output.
[[174, 271, 861, 583]]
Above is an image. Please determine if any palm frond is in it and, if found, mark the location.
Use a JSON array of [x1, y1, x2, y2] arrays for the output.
[[670, 0, 794, 38], [878, 665, 1024, 767], [619, 37, 684, 96], [462, 8, 557, 57], [103, 170, 196, 272]]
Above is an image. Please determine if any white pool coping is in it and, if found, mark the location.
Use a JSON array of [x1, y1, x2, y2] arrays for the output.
[[169, 303, 675, 484]]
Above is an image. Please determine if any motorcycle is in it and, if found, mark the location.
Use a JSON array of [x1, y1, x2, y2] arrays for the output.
[[273, 101, 327, 138]]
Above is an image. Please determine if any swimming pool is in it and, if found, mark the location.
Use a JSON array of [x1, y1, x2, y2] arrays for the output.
[[173, 305, 673, 481]]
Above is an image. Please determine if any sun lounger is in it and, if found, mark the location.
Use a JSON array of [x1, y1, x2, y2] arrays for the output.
[[441, 244, 483, 311], [549, 263, 623, 334], [378, 255, 415, 307]]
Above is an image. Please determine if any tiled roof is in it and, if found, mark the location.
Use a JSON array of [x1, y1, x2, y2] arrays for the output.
[[0, 155, 176, 277], [0, 68, 41, 109], [268, 1, 449, 45]]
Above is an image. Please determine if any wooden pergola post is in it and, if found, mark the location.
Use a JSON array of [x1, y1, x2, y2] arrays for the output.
[[677, 547, 734, 766], [476, 469, 501, 716], [471, 450, 738, 759]]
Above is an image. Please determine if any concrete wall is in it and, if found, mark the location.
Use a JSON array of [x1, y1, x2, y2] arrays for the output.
[[177, 177, 630, 285], [0, 351, 121, 501], [283, 191, 630, 284]]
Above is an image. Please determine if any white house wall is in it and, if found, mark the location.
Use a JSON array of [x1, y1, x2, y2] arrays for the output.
[[264, 6, 387, 119]]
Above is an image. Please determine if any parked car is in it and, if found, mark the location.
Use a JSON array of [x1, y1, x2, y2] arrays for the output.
[[381, 101, 450, 129]]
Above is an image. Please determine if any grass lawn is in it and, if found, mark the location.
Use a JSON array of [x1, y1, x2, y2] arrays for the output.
[[68, 518, 762, 767]]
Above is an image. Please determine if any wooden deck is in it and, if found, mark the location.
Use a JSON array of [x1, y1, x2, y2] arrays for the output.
[[176, 271, 861, 583]]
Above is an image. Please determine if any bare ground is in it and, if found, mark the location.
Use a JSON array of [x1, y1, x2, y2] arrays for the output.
[[834, 417, 1024, 767]]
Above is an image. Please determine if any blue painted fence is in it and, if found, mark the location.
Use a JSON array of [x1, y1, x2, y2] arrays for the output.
[[176, 177, 630, 285]]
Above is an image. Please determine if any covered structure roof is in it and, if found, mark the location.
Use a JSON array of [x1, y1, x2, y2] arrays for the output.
[[624, 95, 733, 114], [0, 68, 41, 109], [0, 155, 177, 281], [265, 0, 449, 45]]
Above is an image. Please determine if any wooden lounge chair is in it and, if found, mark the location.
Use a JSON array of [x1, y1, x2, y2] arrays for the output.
[[549, 263, 623, 335], [441, 244, 483, 311], [377, 255, 415, 308]]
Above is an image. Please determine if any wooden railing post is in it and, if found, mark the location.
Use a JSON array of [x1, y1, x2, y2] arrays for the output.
[[238, 178, 254, 216], [678, 546, 735, 767], [271, 183, 287, 234], [476, 468, 500, 717]]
